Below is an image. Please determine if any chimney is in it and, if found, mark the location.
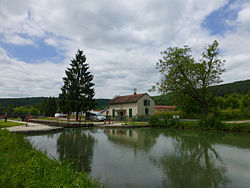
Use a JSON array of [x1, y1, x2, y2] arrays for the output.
[[133, 88, 137, 95]]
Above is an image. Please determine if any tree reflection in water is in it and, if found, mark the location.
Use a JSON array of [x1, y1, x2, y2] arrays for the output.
[[152, 131, 230, 188], [57, 129, 95, 172]]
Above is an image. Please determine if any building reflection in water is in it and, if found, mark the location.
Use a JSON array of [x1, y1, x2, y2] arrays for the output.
[[104, 128, 158, 153]]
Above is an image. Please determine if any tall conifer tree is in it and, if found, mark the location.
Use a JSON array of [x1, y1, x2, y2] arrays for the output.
[[59, 50, 95, 120]]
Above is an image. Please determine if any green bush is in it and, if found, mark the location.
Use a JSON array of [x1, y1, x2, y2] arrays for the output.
[[149, 114, 181, 128], [219, 109, 250, 120], [198, 113, 223, 129]]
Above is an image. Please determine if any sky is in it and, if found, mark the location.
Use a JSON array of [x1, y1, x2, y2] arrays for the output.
[[0, 0, 249, 99]]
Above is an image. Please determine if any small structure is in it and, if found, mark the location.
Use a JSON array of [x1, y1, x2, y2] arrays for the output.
[[155, 105, 176, 112], [106, 92, 155, 120]]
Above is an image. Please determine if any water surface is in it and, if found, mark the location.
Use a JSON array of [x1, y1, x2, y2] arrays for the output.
[[27, 128, 250, 188]]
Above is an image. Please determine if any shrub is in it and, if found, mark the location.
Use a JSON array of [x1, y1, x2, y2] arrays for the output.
[[198, 113, 223, 129], [149, 114, 181, 128], [219, 109, 249, 120]]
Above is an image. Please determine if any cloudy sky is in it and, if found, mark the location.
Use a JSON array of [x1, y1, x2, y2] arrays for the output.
[[0, 0, 249, 99]]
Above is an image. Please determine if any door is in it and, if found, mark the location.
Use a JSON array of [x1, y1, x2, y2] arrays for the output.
[[129, 108, 132, 118]]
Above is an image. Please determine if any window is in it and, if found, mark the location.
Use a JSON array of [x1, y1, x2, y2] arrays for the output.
[[112, 109, 115, 117], [148, 100, 150, 106], [144, 100, 147, 106], [129, 108, 132, 118], [145, 108, 149, 115]]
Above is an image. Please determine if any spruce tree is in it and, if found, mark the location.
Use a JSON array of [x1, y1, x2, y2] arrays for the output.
[[59, 50, 95, 120]]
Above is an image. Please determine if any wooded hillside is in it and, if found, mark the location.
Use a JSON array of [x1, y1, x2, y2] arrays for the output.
[[0, 97, 110, 108], [210, 79, 250, 96]]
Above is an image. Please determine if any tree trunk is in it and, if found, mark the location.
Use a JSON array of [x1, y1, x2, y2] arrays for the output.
[[202, 101, 209, 117], [76, 112, 79, 121], [5, 112, 7, 122]]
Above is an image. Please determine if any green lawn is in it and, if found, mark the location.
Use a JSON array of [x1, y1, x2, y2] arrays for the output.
[[0, 120, 24, 128], [181, 120, 250, 132], [0, 129, 100, 187]]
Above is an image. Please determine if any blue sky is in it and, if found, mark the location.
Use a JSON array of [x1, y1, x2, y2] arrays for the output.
[[202, 0, 238, 35], [0, 38, 63, 63], [0, 0, 249, 98]]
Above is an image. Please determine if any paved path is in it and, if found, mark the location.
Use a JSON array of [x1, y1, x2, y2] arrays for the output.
[[223, 120, 250, 124], [4, 120, 63, 133]]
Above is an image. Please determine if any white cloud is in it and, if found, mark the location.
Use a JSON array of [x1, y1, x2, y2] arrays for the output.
[[1, 34, 34, 46], [0, 47, 67, 97], [0, 0, 249, 98]]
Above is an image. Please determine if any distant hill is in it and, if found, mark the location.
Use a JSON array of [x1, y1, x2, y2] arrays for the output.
[[0, 97, 110, 108], [0, 97, 45, 107], [210, 79, 250, 96], [152, 93, 176, 105], [95, 99, 110, 108]]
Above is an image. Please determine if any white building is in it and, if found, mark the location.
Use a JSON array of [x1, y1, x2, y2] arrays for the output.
[[103, 93, 155, 120]]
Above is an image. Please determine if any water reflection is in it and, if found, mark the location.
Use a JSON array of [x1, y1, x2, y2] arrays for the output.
[[104, 129, 158, 151], [57, 129, 95, 172], [152, 131, 230, 187], [27, 128, 250, 187]]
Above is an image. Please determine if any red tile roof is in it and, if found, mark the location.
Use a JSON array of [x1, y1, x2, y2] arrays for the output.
[[155, 105, 176, 111], [109, 93, 147, 105]]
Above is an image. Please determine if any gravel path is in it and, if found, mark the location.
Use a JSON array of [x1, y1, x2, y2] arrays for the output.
[[4, 120, 63, 133], [223, 120, 250, 124]]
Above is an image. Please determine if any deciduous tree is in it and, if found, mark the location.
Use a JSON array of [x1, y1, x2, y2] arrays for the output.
[[151, 40, 225, 116]]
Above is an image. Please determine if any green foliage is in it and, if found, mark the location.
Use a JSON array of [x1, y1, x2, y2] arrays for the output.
[[59, 50, 95, 120], [149, 114, 181, 128], [13, 105, 40, 117], [0, 97, 45, 108], [0, 129, 99, 187], [0, 104, 6, 115], [210, 79, 250, 96], [221, 122, 250, 132], [95, 99, 110, 109], [198, 114, 223, 129], [151, 40, 225, 116], [152, 93, 176, 105], [219, 109, 250, 120], [224, 95, 240, 109], [40, 97, 57, 117], [241, 94, 250, 116], [0, 120, 24, 128]]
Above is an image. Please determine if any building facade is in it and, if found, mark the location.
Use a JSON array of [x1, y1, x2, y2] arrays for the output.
[[104, 93, 155, 120]]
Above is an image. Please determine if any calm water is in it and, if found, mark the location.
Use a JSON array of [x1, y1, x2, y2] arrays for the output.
[[27, 128, 250, 188]]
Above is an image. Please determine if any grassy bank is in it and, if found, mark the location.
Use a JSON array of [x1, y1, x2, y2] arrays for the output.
[[149, 114, 250, 133], [181, 121, 250, 132], [0, 129, 99, 187], [0, 119, 24, 128]]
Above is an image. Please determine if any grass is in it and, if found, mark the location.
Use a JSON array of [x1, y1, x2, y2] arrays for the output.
[[179, 121, 250, 132], [0, 119, 25, 128], [0, 129, 100, 187]]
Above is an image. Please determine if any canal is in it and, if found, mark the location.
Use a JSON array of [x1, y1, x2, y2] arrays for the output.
[[27, 128, 250, 188]]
